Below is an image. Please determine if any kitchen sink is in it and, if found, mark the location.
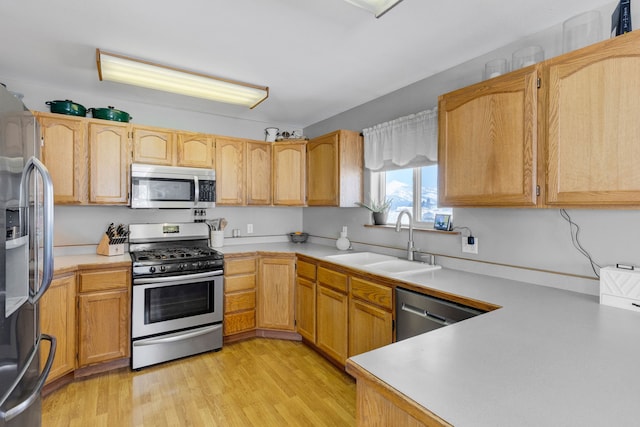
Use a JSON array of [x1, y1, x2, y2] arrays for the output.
[[325, 252, 441, 277], [364, 259, 441, 276], [325, 252, 397, 265]]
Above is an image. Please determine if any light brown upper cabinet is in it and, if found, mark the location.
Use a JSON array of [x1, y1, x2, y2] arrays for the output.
[[215, 137, 246, 205], [438, 66, 539, 207], [545, 31, 640, 207], [37, 113, 130, 205], [177, 132, 214, 169], [216, 137, 275, 206], [246, 141, 272, 205], [88, 121, 130, 204], [131, 125, 175, 166], [37, 113, 87, 204], [132, 125, 215, 168], [307, 130, 363, 207], [439, 31, 640, 208], [273, 140, 306, 206]]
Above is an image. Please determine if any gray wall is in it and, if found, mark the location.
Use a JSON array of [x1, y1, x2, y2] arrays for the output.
[[303, 2, 638, 294], [54, 205, 303, 248]]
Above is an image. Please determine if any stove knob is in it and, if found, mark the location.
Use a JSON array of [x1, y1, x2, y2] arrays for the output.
[[149, 266, 156, 274], [160, 265, 166, 272], [178, 263, 185, 271]]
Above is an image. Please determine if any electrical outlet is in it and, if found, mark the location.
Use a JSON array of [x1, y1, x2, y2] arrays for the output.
[[247, 223, 254, 234], [462, 236, 478, 254]]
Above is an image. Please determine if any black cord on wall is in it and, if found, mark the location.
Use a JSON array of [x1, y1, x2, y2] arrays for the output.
[[559, 209, 601, 278]]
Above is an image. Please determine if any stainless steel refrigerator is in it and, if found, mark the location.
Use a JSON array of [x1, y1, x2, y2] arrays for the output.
[[0, 86, 55, 427]]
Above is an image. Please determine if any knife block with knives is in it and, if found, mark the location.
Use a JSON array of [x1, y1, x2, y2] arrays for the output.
[[97, 223, 129, 256]]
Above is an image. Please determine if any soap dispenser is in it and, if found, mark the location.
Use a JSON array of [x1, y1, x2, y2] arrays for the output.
[[336, 226, 351, 251]]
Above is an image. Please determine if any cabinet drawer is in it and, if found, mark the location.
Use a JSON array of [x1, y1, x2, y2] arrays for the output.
[[225, 274, 256, 292], [79, 269, 129, 293], [224, 310, 256, 336], [350, 277, 392, 310], [225, 258, 257, 276], [225, 290, 256, 313], [297, 260, 317, 281], [600, 294, 640, 313], [318, 267, 348, 293]]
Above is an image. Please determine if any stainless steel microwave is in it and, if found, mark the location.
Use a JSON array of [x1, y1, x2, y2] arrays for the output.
[[130, 163, 215, 209]]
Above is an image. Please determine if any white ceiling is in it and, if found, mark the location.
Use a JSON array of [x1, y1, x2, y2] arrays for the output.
[[0, 0, 611, 128]]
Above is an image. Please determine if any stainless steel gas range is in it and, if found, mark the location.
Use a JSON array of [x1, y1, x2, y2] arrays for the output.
[[128, 222, 224, 370]]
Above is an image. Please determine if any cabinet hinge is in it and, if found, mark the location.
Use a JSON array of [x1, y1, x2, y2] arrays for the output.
[[537, 77, 541, 89], [536, 185, 540, 196]]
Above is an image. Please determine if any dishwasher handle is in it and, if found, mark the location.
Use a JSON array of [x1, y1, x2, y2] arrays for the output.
[[401, 303, 450, 326]]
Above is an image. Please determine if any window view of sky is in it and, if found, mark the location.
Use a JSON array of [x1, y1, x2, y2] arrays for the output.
[[384, 166, 451, 224]]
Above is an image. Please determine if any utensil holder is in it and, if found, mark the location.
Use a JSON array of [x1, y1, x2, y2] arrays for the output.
[[210, 230, 224, 248], [96, 234, 125, 256]]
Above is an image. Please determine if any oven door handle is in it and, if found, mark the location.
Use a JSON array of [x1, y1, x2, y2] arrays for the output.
[[132, 324, 222, 347], [134, 270, 223, 285]]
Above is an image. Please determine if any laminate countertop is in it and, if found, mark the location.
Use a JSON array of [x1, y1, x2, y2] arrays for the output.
[[57, 243, 640, 425], [54, 253, 132, 274], [223, 242, 640, 426]]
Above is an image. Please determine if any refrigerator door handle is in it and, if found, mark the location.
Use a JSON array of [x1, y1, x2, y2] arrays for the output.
[[20, 156, 54, 304], [0, 334, 56, 422]]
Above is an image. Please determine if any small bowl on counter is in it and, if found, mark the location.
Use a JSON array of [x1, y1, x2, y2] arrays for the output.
[[288, 232, 309, 243]]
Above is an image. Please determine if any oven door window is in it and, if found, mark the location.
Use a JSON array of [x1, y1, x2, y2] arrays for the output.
[[132, 177, 195, 202], [144, 281, 213, 324]]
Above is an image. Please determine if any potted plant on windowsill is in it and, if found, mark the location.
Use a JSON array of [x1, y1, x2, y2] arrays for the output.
[[356, 198, 392, 225]]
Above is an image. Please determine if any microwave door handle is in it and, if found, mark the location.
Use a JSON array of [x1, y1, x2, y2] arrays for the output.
[[21, 157, 55, 304], [194, 175, 200, 205]]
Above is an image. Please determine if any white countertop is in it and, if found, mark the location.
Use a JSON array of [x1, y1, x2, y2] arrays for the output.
[[225, 242, 640, 426], [345, 266, 640, 426], [55, 242, 640, 425]]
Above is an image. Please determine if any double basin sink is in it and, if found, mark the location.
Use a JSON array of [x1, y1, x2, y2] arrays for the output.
[[324, 252, 441, 278]]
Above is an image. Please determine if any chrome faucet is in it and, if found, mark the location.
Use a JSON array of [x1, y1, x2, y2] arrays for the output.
[[395, 211, 416, 261]]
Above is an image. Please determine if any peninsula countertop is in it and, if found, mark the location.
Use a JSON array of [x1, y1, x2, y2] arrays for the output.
[[223, 242, 640, 426]]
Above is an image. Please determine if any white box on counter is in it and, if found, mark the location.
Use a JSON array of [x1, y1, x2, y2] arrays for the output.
[[599, 266, 640, 313]]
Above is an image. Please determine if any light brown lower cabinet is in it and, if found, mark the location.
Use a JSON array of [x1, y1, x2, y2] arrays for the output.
[[300, 262, 395, 367], [316, 284, 349, 365], [257, 255, 295, 331], [349, 299, 393, 357], [77, 268, 130, 367], [295, 258, 317, 342], [316, 265, 350, 365], [40, 273, 76, 384], [223, 256, 257, 336], [349, 276, 393, 357]]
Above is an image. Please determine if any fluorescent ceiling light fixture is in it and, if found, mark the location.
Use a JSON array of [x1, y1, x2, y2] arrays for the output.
[[344, 0, 404, 18], [96, 49, 269, 109]]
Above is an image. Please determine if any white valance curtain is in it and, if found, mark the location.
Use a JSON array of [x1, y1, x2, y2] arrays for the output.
[[363, 107, 438, 171]]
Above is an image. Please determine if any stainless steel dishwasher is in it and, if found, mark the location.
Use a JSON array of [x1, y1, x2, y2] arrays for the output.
[[396, 287, 484, 341]]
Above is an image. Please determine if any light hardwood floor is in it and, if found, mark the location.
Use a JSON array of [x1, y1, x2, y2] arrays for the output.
[[42, 338, 356, 426]]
